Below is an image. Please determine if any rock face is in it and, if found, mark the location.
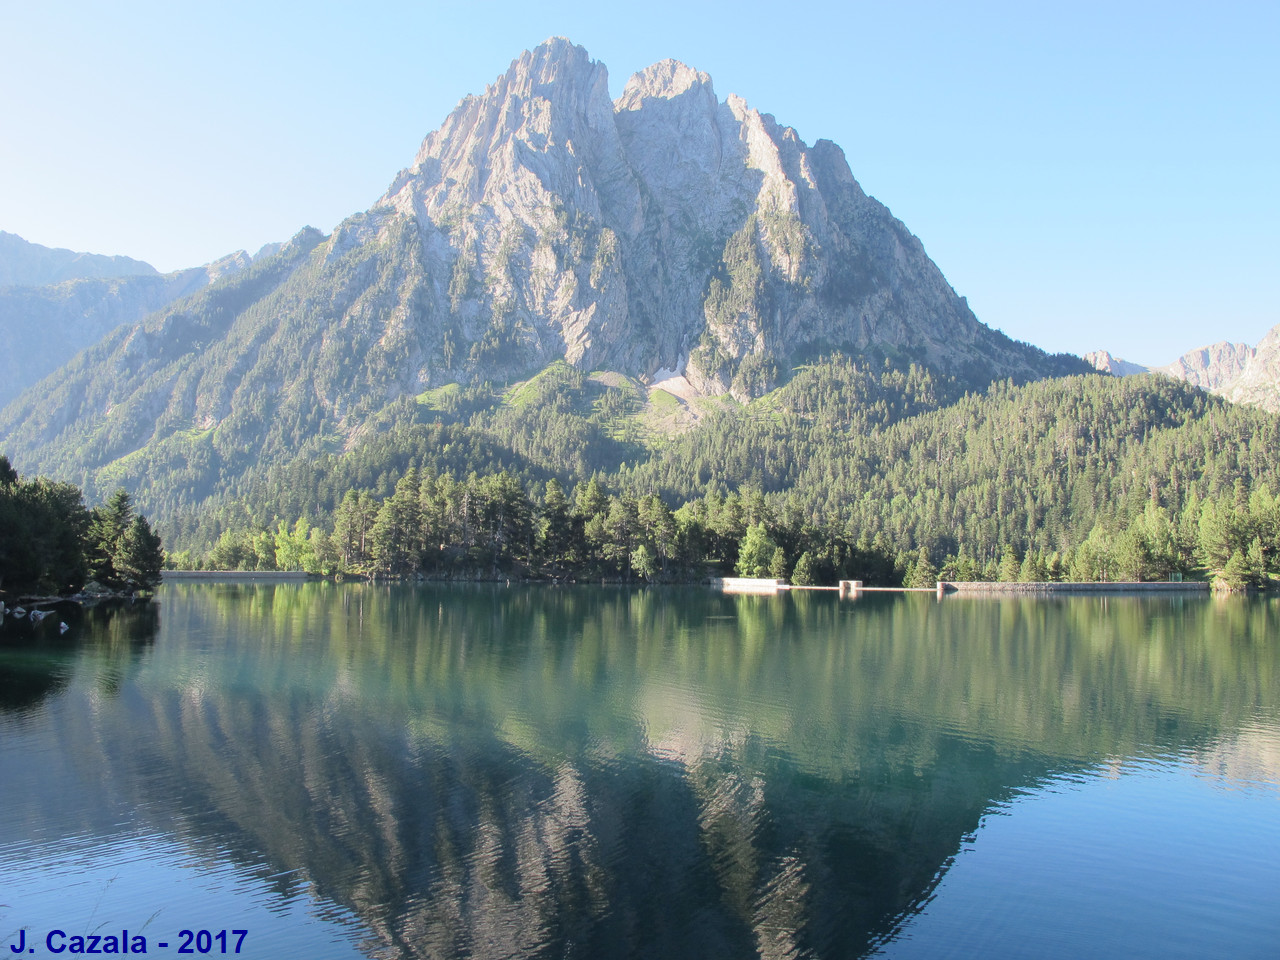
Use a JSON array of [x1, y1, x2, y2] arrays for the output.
[[0, 251, 251, 407], [1222, 326, 1280, 412], [1088, 329, 1279, 413], [363, 38, 1081, 397], [1157, 341, 1255, 392], [0, 231, 158, 287], [0, 39, 1086, 500], [1084, 350, 1149, 377]]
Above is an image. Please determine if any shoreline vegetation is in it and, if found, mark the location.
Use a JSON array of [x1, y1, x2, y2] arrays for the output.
[[156, 571, 1268, 598], [0, 455, 163, 605], [7, 361, 1280, 599], [163, 462, 1277, 595], [3, 452, 1276, 603]]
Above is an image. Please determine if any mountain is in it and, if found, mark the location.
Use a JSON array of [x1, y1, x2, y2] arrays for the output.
[[1222, 325, 1280, 411], [0, 251, 251, 407], [1082, 350, 1149, 377], [370, 40, 1083, 395], [1158, 340, 1256, 392], [0, 231, 158, 287], [0, 39, 1086, 512], [1087, 326, 1279, 412]]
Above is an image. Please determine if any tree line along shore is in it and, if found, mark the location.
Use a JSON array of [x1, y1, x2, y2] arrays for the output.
[[164, 466, 1276, 593]]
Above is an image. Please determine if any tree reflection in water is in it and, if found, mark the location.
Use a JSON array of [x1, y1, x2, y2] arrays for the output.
[[1, 584, 1277, 959]]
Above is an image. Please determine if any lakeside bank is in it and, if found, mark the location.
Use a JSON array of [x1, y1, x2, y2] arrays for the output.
[[712, 577, 1213, 597]]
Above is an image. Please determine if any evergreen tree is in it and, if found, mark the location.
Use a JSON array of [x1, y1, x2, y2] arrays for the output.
[[537, 479, 576, 575], [909, 546, 939, 588], [1245, 537, 1268, 587], [88, 489, 135, 586], [769, 546, 789, 580], [112, 516, 165, 591], [791, 551, 816, 586], [1219, 549, 1250, 590], [998, 546, 1021, 583]]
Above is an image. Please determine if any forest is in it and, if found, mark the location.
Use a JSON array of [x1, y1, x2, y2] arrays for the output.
[[0, 456, 164, 596], [157, 359, 1279, 590]]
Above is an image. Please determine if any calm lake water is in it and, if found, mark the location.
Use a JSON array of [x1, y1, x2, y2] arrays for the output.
[[1, 583, 1278, 959]]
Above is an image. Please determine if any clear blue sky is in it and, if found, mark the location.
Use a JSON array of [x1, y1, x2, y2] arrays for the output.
[[2, 0, 1276, 365]]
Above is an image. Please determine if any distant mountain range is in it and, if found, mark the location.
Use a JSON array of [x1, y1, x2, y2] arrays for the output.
[[0, 230, 158, 287], [1085, 324, 1280, 412], [0, 236, 251, 406], [0, 38, 1089, 510]]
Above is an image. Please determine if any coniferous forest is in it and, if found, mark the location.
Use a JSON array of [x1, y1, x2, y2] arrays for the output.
[[0, 456, 163, 596], [140, 357, 1279, 591]]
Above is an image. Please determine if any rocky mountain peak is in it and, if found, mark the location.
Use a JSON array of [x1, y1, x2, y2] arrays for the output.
[[1088, 327, 1279, 412], [1223, 325, 1280, 411], [407, 37, 612, 173], [359, 40, 1089, 394], [1159, 340, 1254, 391], [616, 59, 714, 109], [1084, 350, 1149, 377]]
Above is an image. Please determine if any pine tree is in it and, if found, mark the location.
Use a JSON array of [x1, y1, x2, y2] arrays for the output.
[[1220, 549, 1250, 590], [791, 551, 816, 586], [537, 479, 575, 575], [112, 516, 165, 591], [88, 489, 134, 587], [1245, 537, 1267, 587], [908, 546, 938, 588], [769, 546, 789, 580], [998, 546, 1021, 583]]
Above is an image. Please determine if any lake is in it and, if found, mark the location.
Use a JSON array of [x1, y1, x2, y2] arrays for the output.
[[2, 582, 1278, 959]]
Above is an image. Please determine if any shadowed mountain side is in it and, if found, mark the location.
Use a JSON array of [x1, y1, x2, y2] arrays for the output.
[[0, 252, 251, 407], [2, 586, 1277, 958]]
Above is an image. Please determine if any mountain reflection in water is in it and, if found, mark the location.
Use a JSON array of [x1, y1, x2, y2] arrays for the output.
[[1, 584, 1277, 959]]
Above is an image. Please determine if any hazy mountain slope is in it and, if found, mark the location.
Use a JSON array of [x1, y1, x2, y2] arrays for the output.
[[0, 231, 324, 501], [0, 251, 251, 406], [0, 230, 157, 286]]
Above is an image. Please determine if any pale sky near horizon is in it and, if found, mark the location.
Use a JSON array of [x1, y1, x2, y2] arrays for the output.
[[1, 1, 1276, 366]]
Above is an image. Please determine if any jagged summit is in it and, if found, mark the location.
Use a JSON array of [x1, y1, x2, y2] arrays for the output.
[[1089, 328, 1279, 412], [617, 59, 715, 106], [371, 38, 1081, 394]]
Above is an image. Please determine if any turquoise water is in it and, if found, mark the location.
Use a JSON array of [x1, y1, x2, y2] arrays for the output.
[[1, 583, 1277, 958]]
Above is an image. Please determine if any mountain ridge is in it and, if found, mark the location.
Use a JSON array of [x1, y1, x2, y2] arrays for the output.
[[0, 230, 158, 287], [1086, 324, 1280, 412]]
